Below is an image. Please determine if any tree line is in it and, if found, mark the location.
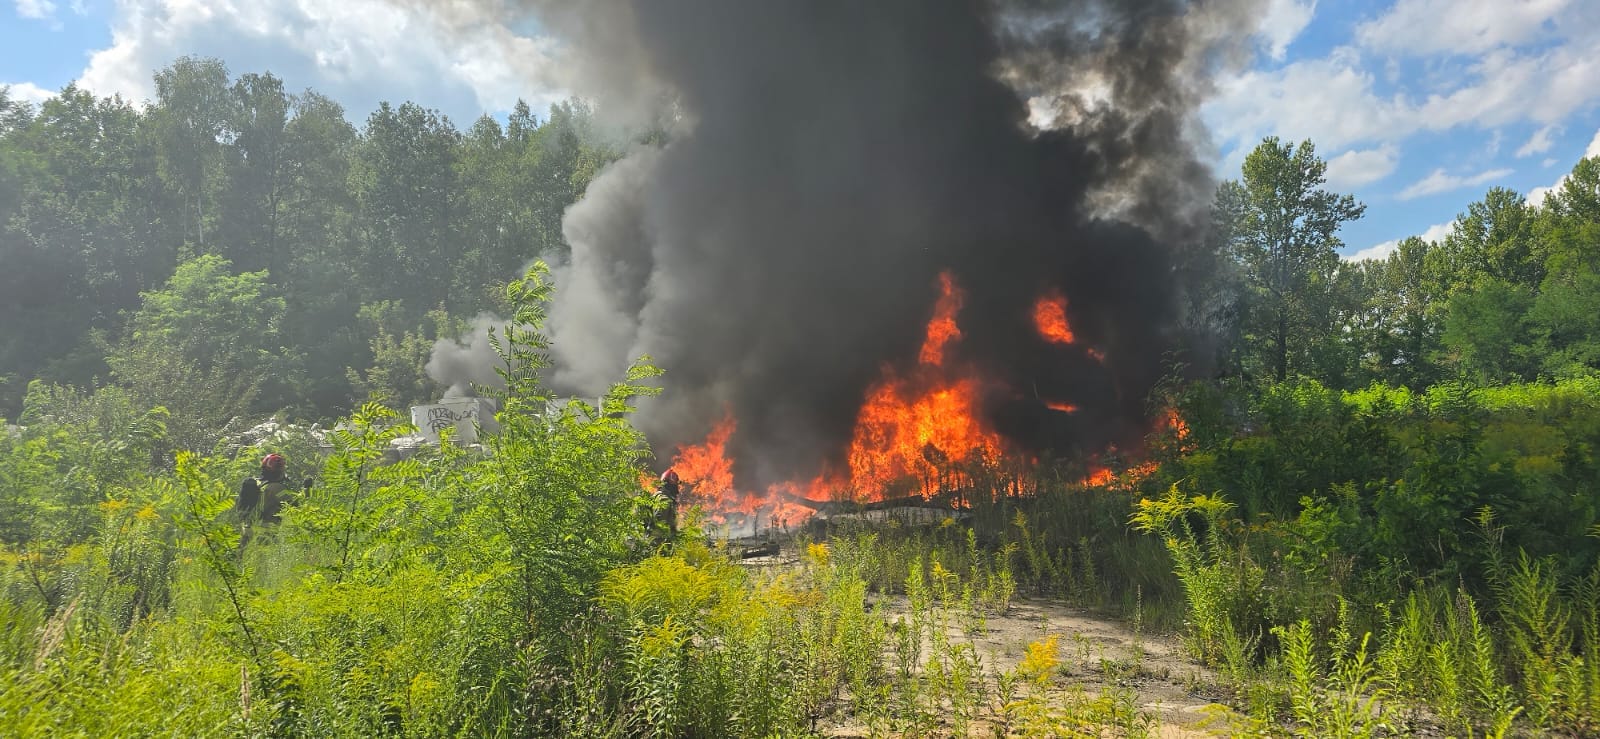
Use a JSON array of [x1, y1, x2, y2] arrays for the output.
[[1204, 137, 1600, 391], [0, 56, 615, 443], [5, 58, 1600, 447]]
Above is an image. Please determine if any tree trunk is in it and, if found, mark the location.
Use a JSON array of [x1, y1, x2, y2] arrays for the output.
[[1276, 307, 1288, 382]]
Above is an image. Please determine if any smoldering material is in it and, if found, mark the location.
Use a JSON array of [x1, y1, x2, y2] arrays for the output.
[[447, 0, 1259, 486]]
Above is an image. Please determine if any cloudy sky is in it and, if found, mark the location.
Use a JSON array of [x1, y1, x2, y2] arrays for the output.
[[3, 0, 1598, 260]]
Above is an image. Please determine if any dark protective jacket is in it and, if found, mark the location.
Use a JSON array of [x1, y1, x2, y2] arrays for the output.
[[656, 476, 681, 536], [236, 472, 288, 524]]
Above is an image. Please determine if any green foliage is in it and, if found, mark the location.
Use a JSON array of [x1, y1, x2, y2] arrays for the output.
[[1132, 488, 1264, 663], [460, 262, 663, 640], [4, 382, 167, 545], [107, 254, 300, 450], [345, 304, 459, 407], [1442, 276, 1537, 382], [0, 58, 618, 421], [0, 261, 680, 736], [1214, 137, 1365, 382], [1139, 374, 1600, 735], [1203, 139, 1600, 392], [289, 402, 428, 580]]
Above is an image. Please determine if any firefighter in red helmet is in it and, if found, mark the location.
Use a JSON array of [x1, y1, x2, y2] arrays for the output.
[[234, 453, 296, 545]]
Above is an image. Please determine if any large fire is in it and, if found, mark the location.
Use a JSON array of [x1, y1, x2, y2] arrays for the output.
[[843, 273, 1003, 498], [662, 272, 1185, 530], [666, 271, 1008, 527], [669, 414, 736, 507]]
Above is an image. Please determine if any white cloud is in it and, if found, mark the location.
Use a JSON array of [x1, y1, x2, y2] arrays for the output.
[[14, 0, 56, 20], [1411, 47, 1600, 131], [1398, 168, 1513, 201], [1325, 144, 1398, 188], [1346, 221, 1455, 262], [1, 81, 55, 106], [77, 0, 567, 121], [1357, 0, 1569, 57], [1206, 53, 1406, 152], [1528, 126, 1600, 205], [1258, 0, 1317, 61], [1207, 1, 1600, 161], [1347, 240, 1400, 262], [1516, 125, 1559, 157]]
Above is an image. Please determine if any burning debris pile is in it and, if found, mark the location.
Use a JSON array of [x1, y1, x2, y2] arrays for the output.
[[429, 0, 1253, 525], [662, 270, 1194, 533]]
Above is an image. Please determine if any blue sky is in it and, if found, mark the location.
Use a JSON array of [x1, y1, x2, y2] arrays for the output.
[[4, 0, 1598, 261]]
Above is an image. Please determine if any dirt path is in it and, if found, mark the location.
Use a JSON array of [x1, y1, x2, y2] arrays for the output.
[[964, 597, 1232, 737], [838, 593, 1237, 737], [733, 546, 1239, 736]]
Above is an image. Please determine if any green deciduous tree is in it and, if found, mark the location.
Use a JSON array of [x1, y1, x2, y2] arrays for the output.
[[1352, 236, 1448, 388], [1215, 137, 1366, 383], [218, 72, 290, 274], [454, 262, 662, 639], [351, 101, 460, 313], [1444, 187, 1541, 288], [150, 56, 234, 248], [1441, 277, 1537, 383], [107, 254, 300, 449]]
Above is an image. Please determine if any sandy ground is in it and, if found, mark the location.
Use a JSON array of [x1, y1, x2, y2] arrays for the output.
[[949, 596, 1234, 737], [739, 552, 1239, 737]]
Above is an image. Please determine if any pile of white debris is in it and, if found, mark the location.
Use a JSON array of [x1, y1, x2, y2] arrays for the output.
[[222, 419, 333, 458]]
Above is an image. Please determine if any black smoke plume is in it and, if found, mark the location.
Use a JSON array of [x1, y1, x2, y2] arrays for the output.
[[442, 0, 1259, 487]]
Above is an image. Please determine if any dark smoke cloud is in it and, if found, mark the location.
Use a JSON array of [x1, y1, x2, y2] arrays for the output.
[[437, 0, 1261, 486]]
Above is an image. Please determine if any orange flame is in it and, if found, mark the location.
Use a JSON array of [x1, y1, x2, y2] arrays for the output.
[[669, 415, 824, 529], [1127, 460, 1159, 481], [671, 414, 738, 509], [1033, 291, 1075, 345], [845, 373, 1002, 498], [919, 272, 963, 366], [664, 273, 1175, 522], [837, 272, 1007, 499], [1082, 467, 1114, 486], [1163, 408, 1190, 440]]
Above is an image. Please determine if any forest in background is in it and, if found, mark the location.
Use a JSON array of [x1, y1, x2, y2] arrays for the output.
[[5, 59, 1600, 442], [0, 56, 617, 441], [5, 58, 1600, 736]]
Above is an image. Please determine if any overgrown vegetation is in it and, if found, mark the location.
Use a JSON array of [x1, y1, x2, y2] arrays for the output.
[[1130, 377, 1600, 736], [7, 53, 1600, 738], [0, 263, 1169, 736]]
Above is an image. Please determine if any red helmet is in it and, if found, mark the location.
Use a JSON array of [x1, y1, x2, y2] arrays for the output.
[[661, 469, 679, 484], [261, 453, 287, 471]]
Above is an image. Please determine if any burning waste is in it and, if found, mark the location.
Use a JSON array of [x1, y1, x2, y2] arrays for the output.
[[426, 0, 1255, 526]]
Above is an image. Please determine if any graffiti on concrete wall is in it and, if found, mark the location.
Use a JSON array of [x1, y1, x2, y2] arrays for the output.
[[410, 400, 486, 444]]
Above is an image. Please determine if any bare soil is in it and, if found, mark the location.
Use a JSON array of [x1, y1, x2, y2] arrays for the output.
[[944, 596, 1235, 737], [742, 552, 1242, 737]]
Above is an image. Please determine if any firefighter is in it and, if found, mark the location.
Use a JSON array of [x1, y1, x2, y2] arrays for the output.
[[657, 468, 682, 538], [237, 454, 290, 523], [234, 454, 300, 546]]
